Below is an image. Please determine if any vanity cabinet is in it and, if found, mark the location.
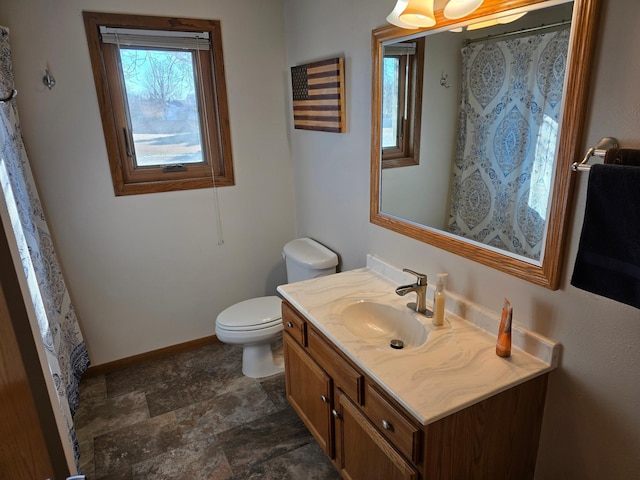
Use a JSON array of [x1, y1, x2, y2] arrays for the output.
[[284, 300, 420, 479], [282, 300, 549, 480]]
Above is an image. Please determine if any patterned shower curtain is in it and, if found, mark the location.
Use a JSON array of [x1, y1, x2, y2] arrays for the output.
[[448, 27, 570, 260], [0, 27, 89, 468]]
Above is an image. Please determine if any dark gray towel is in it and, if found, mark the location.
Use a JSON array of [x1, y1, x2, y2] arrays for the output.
[[571, 163, 640, 309], [604, 148, 640, 166]]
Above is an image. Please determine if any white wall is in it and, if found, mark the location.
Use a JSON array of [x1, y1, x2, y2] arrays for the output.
[[2, 0, 640, 477], [381, 31, 460, 228], [0, 0, 296, 365], [284, 0, 640, 478]]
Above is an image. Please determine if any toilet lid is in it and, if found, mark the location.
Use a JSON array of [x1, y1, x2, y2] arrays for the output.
[[216, 296, 282, 330]]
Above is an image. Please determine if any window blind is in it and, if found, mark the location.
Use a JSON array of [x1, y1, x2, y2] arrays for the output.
[[99, 26, 210, 50], [384, 42, 417, 56]]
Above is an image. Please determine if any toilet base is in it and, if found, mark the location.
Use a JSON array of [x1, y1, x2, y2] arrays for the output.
[[242, 341, 284, 378]]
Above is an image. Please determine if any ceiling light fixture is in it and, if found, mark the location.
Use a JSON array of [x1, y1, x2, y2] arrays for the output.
[[448, 10, 528, 32], [497, 12, 528, 24], [387, 0, 436, 29], [466, 18, 499, 30], [386, 0, 419, 29], [386, 0, 524, 31], [443, 0, 484, 19]]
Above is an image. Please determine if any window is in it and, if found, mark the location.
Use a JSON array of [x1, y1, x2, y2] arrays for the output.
[[381, 38, 424, 168], [83, 12, 234, 195]]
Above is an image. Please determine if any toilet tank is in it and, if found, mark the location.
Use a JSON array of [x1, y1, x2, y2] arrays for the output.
[[283, 238, 338, 283]]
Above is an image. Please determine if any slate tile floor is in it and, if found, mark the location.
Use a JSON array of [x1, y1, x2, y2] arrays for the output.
[[75, 341, 341, 479]]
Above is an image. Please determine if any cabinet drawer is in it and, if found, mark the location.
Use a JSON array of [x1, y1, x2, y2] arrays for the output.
[[365, 384, 422, 463], [282, 302, 306, 346], [308, 329, 363, 405]]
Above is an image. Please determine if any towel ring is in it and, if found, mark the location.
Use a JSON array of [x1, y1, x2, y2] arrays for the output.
[[572, 137, 619, 171]]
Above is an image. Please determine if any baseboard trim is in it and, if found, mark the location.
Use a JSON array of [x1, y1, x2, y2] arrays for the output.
[[82, 335, 220, 378]]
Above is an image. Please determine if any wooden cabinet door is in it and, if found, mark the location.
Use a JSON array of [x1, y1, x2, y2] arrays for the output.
[[335, 390, 418, 480], [283, 332, 334, 457]]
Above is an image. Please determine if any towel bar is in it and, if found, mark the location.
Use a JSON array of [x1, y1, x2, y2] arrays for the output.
[[572, 137, 619, 171]]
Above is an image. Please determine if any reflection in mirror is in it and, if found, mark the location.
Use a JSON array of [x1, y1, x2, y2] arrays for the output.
[[371, 0, 600, 289], [381, 4, 572, 261], [382, 38, 424, 168]]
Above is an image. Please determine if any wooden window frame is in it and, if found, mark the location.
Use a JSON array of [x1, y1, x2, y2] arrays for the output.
[[83, 12, 234, 196], [382, 38, 424, 169]]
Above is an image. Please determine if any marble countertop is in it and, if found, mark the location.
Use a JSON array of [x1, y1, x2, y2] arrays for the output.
[[277, 255, 559, 426]]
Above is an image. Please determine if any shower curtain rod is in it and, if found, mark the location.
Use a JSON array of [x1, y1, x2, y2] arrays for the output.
[[464, 20, 571, 46]]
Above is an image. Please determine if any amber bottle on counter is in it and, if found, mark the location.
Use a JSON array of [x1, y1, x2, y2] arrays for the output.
[[496, 298, 512, 358]]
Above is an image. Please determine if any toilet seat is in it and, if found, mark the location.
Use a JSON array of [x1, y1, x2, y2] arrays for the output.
[[216, 296, 282, 332]]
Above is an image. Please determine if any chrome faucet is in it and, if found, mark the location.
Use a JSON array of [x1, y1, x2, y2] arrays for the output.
[[396, 268, 432, 317]]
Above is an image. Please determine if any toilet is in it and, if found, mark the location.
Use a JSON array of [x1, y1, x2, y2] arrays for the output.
[[215, 238, 338, 378]]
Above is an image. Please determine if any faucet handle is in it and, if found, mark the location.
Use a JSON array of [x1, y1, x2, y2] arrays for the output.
[[402, 268, 427, 285]]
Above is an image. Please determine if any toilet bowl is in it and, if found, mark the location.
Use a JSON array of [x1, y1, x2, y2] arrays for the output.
[[215, 238, 338, 378], [215, 296, 283, 378]]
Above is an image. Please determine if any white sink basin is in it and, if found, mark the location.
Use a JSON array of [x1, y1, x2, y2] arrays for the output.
[[340, 301, 429, 350]]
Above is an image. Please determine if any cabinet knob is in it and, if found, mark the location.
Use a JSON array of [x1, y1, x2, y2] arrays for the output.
[[381, 419, 392, 431], [320, 395, 328, 403], [286, 321, 293, 328], [332, 409, 340, 419]]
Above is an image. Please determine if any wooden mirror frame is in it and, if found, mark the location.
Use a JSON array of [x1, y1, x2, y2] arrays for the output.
[[370, 0, 600, 290]]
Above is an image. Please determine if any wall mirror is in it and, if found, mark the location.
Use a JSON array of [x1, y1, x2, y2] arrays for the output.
[[370, 0, 600, 289]]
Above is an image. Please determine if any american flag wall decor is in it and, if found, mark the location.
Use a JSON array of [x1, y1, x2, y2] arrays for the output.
[[290, 57, 346, 133]]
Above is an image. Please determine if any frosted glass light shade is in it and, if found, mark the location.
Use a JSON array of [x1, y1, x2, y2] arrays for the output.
[[443, 0, 484, 19], [398, 0, 436, 28], [466, 11, 527, 31], [386, 0, 419, 29], [466, 18, 499, 30], [497, 12, 527, 24]]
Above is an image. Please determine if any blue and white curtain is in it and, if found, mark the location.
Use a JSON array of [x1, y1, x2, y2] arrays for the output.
[[0, 26, 89, 468], [448, 27, 570, 260]]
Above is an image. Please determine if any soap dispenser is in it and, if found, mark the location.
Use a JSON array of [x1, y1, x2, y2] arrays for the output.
[[432, 273, 447, 326]]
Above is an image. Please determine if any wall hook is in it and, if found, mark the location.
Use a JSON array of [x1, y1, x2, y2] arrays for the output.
[[43, 68, 56, 90], [0, 89, 17, 102], [440, 71, 450, 89]]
